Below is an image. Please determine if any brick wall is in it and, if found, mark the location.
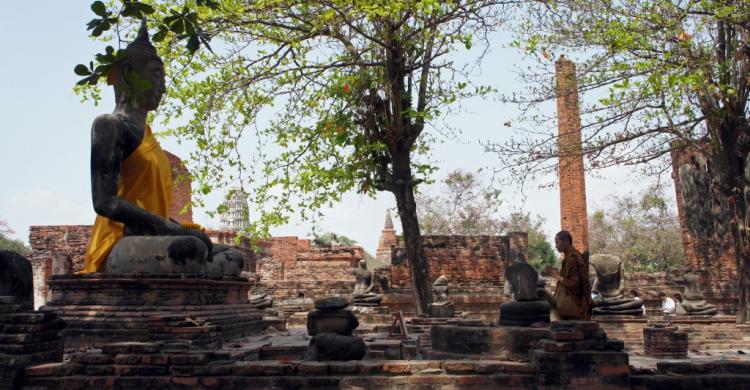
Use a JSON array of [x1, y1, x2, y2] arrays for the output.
[[555, 57, 589, 251], [164, 151, 193, 224], [388, 235, 514, 293], [28, 225, 91, 308], [255, 237, 364, 283], [257, 257, 283, 281]]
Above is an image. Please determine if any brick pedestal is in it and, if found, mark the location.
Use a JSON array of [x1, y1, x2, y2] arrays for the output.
[[429, 325, 550, 361], [531, 321, 629, 389], [0, 297, 64, 390], [643, 326, 687, 358], [43, 274, 264, 347]]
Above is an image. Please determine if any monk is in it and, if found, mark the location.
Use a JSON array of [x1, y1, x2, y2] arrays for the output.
[[82, 21, 240, 275], [548, 230, 592, 320]]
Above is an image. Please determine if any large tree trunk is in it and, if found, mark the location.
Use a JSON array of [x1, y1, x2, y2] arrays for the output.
[[391, 156, 431, 315], [709, 115, 750, 324], [393, 182, 431, 315]]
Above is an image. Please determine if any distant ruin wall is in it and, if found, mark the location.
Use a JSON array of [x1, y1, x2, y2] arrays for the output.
[[388, 235, 521, 293], [28, 225, 90, 308]]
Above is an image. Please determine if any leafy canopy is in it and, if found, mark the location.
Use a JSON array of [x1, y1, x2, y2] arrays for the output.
[[77, 0, 507, 239], [588, 186, 684, 272]]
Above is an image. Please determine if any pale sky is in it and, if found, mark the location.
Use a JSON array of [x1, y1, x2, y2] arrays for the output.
[[0, 2, 674, 255]]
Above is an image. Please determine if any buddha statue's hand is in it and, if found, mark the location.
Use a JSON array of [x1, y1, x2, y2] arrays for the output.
[[165, 220, 214, 261]]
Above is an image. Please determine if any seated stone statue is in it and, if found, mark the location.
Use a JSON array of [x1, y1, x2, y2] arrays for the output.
[[351, 260, 382, 306], [590, 254, 644, 315], [500, 262, 551, 326], [674, 269, 717, 316], [81, 22, 242, 276], [428, 275, 455, 318]]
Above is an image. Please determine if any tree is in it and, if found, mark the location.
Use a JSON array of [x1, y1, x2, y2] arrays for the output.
[[487, 1, 750, 322], [0, 220, 28, 254], [416, 170, 557, 269], [589, 186, 685, 272], [417, 170, 504, 235], [78, 0, 510, 314]]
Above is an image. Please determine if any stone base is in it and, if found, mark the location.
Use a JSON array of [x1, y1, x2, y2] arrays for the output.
[[429, 325, 550, 360], [428, 302, 455, 318], [499, 301, 550, 326], [43, 274, 264, 347], [304, 333, 367, 361], [531, 321, 629, 389]]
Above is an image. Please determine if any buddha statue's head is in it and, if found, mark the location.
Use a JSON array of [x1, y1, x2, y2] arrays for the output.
[[112, 21, 165, 111]]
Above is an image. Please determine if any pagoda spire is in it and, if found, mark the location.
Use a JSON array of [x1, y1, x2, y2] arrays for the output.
[[384, 209, 394, 230]]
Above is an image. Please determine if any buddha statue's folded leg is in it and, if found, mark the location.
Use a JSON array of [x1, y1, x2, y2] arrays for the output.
[[207, 244, 245, 276], [102, 236, 208, 274]]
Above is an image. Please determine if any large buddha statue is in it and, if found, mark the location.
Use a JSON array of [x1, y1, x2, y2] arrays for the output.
[[82, 22, 241, 276]]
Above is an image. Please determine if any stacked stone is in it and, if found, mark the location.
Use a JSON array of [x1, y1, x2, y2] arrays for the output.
[[531, 321, 629, 389], [643, 326, 687, 358], [304, 297, 366, 361], [0, 297, 64, 390]]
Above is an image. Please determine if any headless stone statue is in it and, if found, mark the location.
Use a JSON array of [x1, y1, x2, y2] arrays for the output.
[[428, 275, 455, 318], [674, 269, 717, 316], [0, 251, 33, 305], [82, 21, 241, 276], [499, 262, 551, 326], [590, 254, 644, 315], [351, 260, 382, 306]]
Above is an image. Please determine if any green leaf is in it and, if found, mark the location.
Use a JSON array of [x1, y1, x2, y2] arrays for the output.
[[74, 64, 93, 76], [91, 1, 107, 17], [186, 35, 200, 53], [152, 28, 168, 43]]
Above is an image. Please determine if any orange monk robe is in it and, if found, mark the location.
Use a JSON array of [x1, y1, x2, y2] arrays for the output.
[[82, 125, 200, 273], [553, 248, 592, 320]]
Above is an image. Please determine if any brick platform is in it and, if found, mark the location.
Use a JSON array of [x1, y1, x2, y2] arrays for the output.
[[0, 297, 64, 390], [643, 326, 687, 358], [632, 360, 750, 390], [23, 341, 539, 390], [598, 315, 750, 352], [428, 325, 550, 361], [43, 274, 264, 347]]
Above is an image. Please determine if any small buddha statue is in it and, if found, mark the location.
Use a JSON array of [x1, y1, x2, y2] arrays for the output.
[[428, 275, 455, 318], [82, 21, 242, 276], [351, 260, 383, 306], [674, 269, 717, 316]]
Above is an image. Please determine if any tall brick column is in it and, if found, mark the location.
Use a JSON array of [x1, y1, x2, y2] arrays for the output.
[[555, 56, 589, 251]]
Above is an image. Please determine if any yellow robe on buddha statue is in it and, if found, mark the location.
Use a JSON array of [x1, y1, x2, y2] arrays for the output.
[[82, 124, 196, 273]]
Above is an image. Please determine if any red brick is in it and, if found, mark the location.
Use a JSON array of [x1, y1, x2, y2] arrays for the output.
[[443, 361, 474, 374]]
